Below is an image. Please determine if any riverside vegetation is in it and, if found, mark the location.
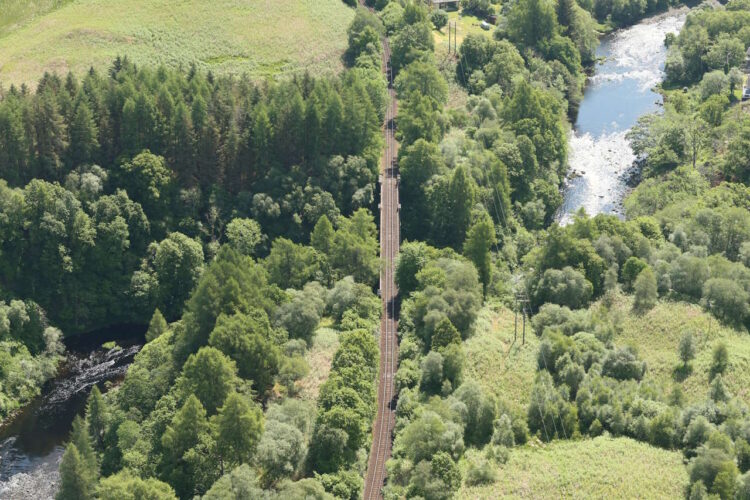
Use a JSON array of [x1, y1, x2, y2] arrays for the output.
[[0, 0, 749, 498]]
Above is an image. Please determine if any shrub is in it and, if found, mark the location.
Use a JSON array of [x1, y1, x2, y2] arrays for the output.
[[679, 331, 696, 367], [454, 381, 496, 446], [633, 267, 658, 312], [621, 257, 648, 289], [601, 347, 646, 381], [491, 414, 514, 447], [464, 455, 497, 486], [689, 447, 738, 495], [702, 278, 749, 327], [430, 9, 449, 30], [710, 343, 729, 380], [420, 351, 445, 395], [533, 267, 593, 309], [650, 410, 677, 448], [738, 439, 750, 474]]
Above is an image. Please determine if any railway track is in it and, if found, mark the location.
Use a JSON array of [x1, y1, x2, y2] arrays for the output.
[[362, 5, 400, 499]]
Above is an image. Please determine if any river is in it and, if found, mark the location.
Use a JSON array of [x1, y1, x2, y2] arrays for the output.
[[0, 331, 143, 499], [558, 11, 686, 224]]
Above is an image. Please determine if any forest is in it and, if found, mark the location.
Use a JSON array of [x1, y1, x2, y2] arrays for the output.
[[0, 0, 749, 498]]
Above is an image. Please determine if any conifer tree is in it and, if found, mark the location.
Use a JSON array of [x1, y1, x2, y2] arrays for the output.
[[146, 308, 168, 342], [70, 415, 97, 475], [57, 444, 94, 500], [214, 393, 264, 468], [311, 215, 335, 256], [33, 90, 68, 180], [68, 95, 99, 167], [86, 386, 107, 450]]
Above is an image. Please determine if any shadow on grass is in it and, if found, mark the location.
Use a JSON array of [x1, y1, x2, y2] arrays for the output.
[[672, 363, 692, 382]]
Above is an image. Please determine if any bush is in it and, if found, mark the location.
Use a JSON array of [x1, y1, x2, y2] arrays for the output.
[[430, 9, 449, 30], [621, 257, 648, 289], [649, 410, 676, 448], [738, 439, 750, 473], [679, 331, 696, 367], [689, 447, 738, 495], [454, 381, 496, 446], [633, 267, 658, 312], [491, 414, 514, 447], [710, 343, 729, 380], [702, 278, 749, 327], [420, 351, 445, 395], [464, 455, 497, 486], [601, 347, 646, 381], [533, 267, 594, 309]]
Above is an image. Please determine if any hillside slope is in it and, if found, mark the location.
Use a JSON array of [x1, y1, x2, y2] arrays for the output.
[[0, 0, 354, 87]]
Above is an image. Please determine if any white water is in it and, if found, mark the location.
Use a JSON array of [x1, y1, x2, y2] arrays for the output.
[[559, 13, 686, 223]]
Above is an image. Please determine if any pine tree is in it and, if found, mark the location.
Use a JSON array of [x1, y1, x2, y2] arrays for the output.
[[33, 90, 68, 180], [134, 92, 157, 152], [250, 104, 272, 174], [68, 94, 99, 168], [70, 415, 97, 474], [303, 97, 322, 164], [431, 318, 462, 350], [170, 100, 195, 185], [311, 215, 335, 256], [0, 99, 29, 185], [146, 308, 168, 342], [86, 386, 107, 450], [214, 392, 264, 468], [57, 444, 94, 500], [446, 166, 476, 248], [323, 92, 344, 155], [120, 97, 138, 155], [556, 0, 576, 29]]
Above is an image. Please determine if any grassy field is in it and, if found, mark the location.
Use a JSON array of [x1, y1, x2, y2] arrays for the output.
[[0, 0, 354, 88], [464, 295, 750, 415], [432, 10, 494, 55], [610, 295, 750, 407], [459, 436, 689, 499], [464, 303, 540, 415], [297, 326, 340, 402]]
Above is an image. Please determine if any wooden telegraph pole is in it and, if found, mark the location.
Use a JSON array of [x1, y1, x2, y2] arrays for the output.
[[514, 295, 530, 345]]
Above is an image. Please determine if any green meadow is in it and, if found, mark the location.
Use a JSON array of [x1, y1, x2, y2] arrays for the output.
[[459, 436, 688, 499], [0, 0, 354, 87]]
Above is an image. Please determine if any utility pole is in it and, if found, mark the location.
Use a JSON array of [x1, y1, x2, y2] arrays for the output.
[[448, 21, 453, 54], [453, 22, 457, 55], [514, 295, 530, 345]]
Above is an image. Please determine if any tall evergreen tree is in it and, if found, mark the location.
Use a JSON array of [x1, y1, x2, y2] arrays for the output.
[[33, 90, 68, 180], [214, 392, 264, 469], [146, 308, 169, 342], [57, 444, 94, 500], [68, 94, 99, 167], [70, 415, 98, 474], [446, 166, 475, 248], [86, 386, 108, 450], [170, 100, 195, 185]]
